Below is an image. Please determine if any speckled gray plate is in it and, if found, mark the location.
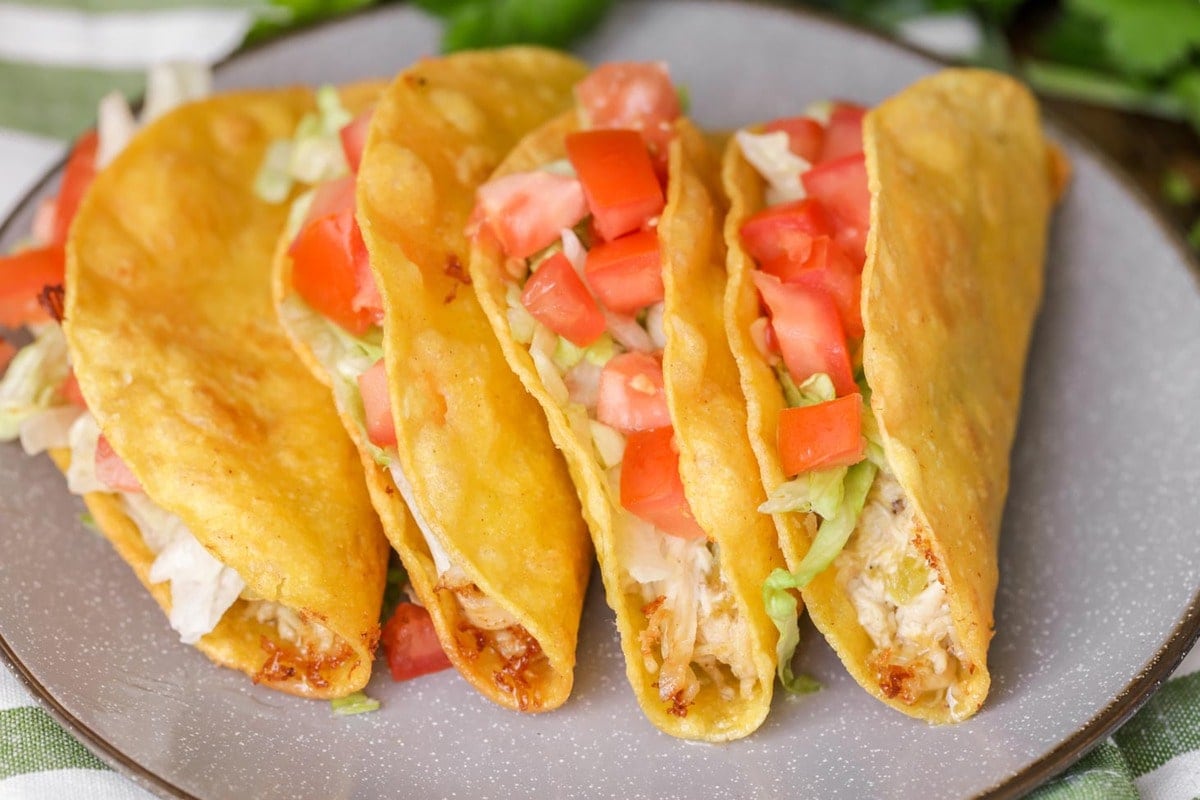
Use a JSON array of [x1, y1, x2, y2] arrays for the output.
[[2, 2, 1199, 799]]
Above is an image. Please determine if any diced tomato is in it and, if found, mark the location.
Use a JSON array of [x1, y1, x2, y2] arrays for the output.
[[339, 107, 373, 174], [566, 129, 664, 242], [620, 426, 706, 540], [596, 351, 670, 433], [302, 174, 356, 229], [381, 602, 453, 681], [787, 237, 863, 339], [521, 252, 606, 347], [575, 61, 681, 164], [777, 394, 865, 476], [475, 171, 588, 259], [0, 245, 65, 328], [357, 358, 396, 448], [763, 117, 825, 163], [0, 339, 14, 374], [752, 271, 855, 396], [95, 435, 142, 493], [289, 208, 379, 336], [59, 368, 88, 409], [584, 230, 663, 313], [817, 103, 866, 165], [52, 130, 99, 245], [32, 198, 58, 246], [739, 198, 833, 278], [802, 153, 870, 268]]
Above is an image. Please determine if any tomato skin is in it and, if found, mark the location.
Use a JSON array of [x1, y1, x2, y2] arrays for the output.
[[521, 252, 606, 347], [476, 171, 588, 260], [584, 230, 663, 313], [739, 198, 833, 279], [357, 358, 396, 448], [382, 602, 453, 682], [752, 271, 855, 397], [95, 435, 143, 493], [52, 130, 99, 245], [777, 394, 864, 476], [566, 129, 665, 242], [0, 245, 66, 328], [289, 208, 378, 336], [817, 103, 866, 164], [302, 174, 356, 229], [763, 117, 825, 163], [620, 427, 707, 540], [339, 107, 373, 174], [596, 351, 670, 433], [787, 237, 864, 339], [802, 153, 870, 268], [59, 368, 88, 409], [575, 61, 680, 164]]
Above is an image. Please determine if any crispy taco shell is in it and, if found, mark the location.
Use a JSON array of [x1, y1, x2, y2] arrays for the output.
[[724, 69, 1062, 721], [63, 87, 389, 698], [349, 49, 593, 713], [468, 110, 783, 740]]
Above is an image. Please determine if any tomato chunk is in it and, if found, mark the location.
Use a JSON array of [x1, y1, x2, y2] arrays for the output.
[[596, 351, 670, 433], [763, 117, 825, 163], [752, 271, 855, 396], [566, 129, 665, 242], [339, 107, 373, 174], [381, 602, 453, 681], [787, 237, 863, 339], [778, 394, 865, 476], [739, 198, 833, 279], [521, 252, 606, 347], [818, 103, 866, 164], [802, 153, 869, 268], [357, 358, 396, 448], [575, 61, 681, 164], [0, 245, 65, 328], [95, 435, 143, 493], [620, 427, 706, 540], [475, 171, 588, 259], [59, 368, 88, 409], [584, 230, 663, 313], [289, 208, 379, 335], [302, 174, 356, 229], [52, 130, 99, 245]]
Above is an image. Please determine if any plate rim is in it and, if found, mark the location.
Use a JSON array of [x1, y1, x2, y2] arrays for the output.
[[1, 2, 1198, 799]]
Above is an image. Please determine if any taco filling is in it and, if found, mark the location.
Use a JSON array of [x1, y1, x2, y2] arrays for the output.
[[735, 103, 967, 710], [470, 62, 757, 714], [260, 85, 546, 694]]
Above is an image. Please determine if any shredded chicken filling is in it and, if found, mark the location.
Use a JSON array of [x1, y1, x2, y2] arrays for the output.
[[835, 471, 966, 708]]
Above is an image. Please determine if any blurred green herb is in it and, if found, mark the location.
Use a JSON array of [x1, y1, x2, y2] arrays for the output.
[[248, 0, 378, 43], [1163, 168, 1197, 206], [1189, 219, 1200, 251], [379, 558, 408, 623], [414, 0, 612, 51]]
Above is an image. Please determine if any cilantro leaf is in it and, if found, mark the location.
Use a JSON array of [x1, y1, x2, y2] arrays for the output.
[[1069, 0, 1200, 78], [418, 0, 611, 52]]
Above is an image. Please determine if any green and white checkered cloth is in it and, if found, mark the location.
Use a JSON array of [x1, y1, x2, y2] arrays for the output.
[[0, 3, 1197, 798]]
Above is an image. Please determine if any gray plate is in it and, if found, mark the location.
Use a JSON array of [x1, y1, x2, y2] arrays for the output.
[[2, 2, 1199, 799]]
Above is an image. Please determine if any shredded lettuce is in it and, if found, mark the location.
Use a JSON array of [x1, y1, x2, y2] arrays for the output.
[[96, 91, 137, 169], [735, 130, 808, 206], [141, 63, 212, 124], [506, 283, 536, 345], [257, 83, 352, 200], [331, 691, 380, 716], [255, 139, 295, 204], [0, 326, 70, 441], [380, 555, 409, 623], [553, 336, 586, 371], [759, 466, 847, 519], [776, 367, 835, 409], [762, 459, 878, 693]]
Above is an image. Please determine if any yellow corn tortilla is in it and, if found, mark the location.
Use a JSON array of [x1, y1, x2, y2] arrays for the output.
[[351, 49, 593, 713], [468, 109, 784, 740], [63, 87, 390, 699], [723, 69, 1062, 721]]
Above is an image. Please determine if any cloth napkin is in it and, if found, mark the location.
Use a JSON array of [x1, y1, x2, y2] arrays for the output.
[[0, 2, 1197, 799]]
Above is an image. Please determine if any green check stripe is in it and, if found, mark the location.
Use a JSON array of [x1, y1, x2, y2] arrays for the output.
[[1113, 670, 1200, 777], [0, 706, 108, 779], [0, 60, 143, 138], [1024, 740, 1138, 800]]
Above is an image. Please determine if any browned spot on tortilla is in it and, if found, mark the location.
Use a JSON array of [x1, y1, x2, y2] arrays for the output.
[[667, 690, 692, 718], [38, 284, 66, 324], [443, 254, 471, 303], [493, 626, 544, 712]]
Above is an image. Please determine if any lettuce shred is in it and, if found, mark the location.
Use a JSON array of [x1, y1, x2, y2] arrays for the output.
[[330, 691, 380, 716]]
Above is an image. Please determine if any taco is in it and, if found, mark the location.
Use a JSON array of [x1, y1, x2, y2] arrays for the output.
[[46, 83, 391, 698], [269, 49, 593, 712], [723, 69, 1068, 722], [467, 62, 785, 741]]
